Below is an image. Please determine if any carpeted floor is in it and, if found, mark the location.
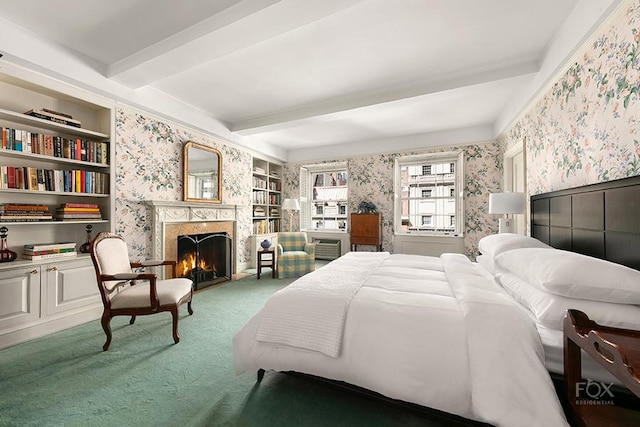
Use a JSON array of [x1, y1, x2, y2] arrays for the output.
[[0, 269, 472, 427]]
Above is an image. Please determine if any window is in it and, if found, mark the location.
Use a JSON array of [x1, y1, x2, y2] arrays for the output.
[[394, 151, 464, 235], [300, 162, 348, 231]]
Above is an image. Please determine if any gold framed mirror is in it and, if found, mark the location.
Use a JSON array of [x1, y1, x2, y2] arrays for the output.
[[183, 141, 222, 203]]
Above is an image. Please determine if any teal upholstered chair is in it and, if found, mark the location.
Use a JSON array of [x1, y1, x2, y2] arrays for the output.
[[277, 232, 316, 278]]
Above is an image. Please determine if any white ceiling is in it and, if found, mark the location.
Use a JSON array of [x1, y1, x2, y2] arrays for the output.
[[0, 0, 621, 160]]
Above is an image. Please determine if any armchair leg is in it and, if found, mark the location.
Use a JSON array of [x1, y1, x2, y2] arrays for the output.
[[101, 312, 112, 351], [171, 307, 180, 344], [129, 315, 136, 325], [187, 300, 193, 315], [257, 369, 265, 382]]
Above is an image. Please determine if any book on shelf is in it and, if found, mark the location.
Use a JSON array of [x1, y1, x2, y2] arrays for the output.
[[24, 109, 82, 128], [23, 251, 78, 261], [0, 203, 49, 211], [55, 213, 102, 220], [24, 247, 76, 255], [24, 242, 77, 251], [61, 203, 99, 208]]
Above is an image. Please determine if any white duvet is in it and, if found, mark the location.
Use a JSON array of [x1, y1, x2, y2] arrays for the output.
[[233, 252, 568, 426]]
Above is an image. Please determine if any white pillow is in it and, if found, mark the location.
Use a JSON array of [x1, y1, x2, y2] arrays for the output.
[[495, 248, 640, 304], [496, 271, 640, 330], [477, 233, 551, 273]]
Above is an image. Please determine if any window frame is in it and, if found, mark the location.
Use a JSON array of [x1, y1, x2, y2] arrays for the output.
[[393, 151, 464, 236], [300, 162, 348, 232]]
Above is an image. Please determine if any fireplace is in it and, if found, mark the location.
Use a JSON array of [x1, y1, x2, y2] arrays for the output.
[[145, 201, 238, 281], [177, 232, 232, 290]]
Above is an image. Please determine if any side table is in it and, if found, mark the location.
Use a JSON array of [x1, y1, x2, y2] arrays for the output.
[[257, 249, 276, 279]]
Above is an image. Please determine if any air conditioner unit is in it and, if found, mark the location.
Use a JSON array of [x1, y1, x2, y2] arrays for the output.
[[312, 239, 341, 260]]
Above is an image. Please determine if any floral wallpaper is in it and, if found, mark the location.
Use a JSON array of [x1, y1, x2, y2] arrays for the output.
[[500, 0, 640, 195], [114, 106, 253, 264], [283, 143, 503, 258]]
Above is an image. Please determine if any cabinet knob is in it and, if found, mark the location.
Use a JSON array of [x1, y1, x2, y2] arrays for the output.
[[30, 269, 39, 274], [48, 266, 58, 272]]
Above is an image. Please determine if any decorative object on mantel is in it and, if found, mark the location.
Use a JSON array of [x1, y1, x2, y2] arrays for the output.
[[357, 201, 377, 214], [79, 224, 93, 253], [260, 239, 271, 250], [0, 227, 17, 262]]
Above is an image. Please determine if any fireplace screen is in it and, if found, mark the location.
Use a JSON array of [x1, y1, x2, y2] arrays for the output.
[[176, 231, 232, 290]]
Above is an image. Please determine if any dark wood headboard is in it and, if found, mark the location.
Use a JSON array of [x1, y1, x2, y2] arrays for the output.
[[530, 175, 640, 270]]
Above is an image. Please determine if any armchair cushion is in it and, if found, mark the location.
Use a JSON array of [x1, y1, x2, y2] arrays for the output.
[[111, 278, 193, 309]]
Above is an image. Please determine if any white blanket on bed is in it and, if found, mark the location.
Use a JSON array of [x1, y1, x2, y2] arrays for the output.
[[234, 252, 568, 427], [255, 252, 390, 356]]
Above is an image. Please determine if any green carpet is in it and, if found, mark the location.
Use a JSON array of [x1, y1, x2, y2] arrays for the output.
[[0, 272, 473, 427]]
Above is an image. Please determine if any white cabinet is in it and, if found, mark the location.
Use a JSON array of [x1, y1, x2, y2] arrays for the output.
[[252, 157, 282, 235], [0, 265, 40, 332], [0, 256, 102, 349], [44, 257, 101, 316]]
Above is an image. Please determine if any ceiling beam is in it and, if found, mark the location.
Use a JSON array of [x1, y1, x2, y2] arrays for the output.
[[108, 0, 368, 88], [231, 59, 540, 136]]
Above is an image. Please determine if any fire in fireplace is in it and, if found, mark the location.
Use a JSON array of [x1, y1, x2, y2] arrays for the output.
[[177, 231, 232, 290]]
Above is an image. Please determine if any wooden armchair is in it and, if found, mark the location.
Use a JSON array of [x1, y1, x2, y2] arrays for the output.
[[90, 232, 194, 351]]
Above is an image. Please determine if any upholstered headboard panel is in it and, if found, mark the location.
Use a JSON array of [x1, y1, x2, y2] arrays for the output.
[[530, 175, 640, 271]]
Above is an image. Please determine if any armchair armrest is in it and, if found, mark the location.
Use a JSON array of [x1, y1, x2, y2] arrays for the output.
[[131, 260, 176, 267], [304, 242, 316, 257], [277, 244, 284, 256], [131, 259, 178, 278]]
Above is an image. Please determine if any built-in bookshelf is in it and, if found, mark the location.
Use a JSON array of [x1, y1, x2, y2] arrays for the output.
[[0, 64, 115, 349], [252, 157, 282, 235], [0, 68, 114, 254]]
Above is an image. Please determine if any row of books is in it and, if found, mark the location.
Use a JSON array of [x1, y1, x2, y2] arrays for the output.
[[252, 176, 281, 191], [23, 241, 78, 260], [0, 166, 109, 194], [24, 108, 81, 128], [252, 218, 280, 235], [1, 127, 109, 165]]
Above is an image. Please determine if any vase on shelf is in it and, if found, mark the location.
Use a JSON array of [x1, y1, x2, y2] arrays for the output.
[[260, 239, 271, 250], [0, 227, 18, 263], [79, 225, 93, 253]]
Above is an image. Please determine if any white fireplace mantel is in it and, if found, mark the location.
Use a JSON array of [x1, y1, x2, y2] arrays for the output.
[[145, 200, 237, 264]]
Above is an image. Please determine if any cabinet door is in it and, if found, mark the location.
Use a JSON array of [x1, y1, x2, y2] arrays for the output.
[[44, 258, 100, 316], [0, 266, 40, 330]]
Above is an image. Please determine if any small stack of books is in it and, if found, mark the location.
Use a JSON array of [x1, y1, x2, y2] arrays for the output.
[[23, 242, 77, 261], [23, 108, 82, 128], [0, 203, 53, 222], [55, 203, 102, 221]]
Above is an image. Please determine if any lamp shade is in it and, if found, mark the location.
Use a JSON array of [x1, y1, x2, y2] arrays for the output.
[[488, 192, 525, 215], [281, 198, 300, 211]]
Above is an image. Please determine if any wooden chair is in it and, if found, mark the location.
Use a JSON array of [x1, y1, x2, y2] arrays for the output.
[[90, 232, 194, 351]]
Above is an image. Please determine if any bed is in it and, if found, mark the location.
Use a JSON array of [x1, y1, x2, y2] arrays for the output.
[[233, 176, 640, 427]]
